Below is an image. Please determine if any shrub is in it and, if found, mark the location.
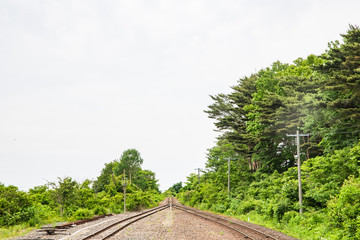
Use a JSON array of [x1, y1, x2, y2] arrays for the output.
[[238, 199, 259, 214], [72, 208, 93, 220], [273, 198, 293, 221], [211, 204, 227, 213], [281, 210, 299, 223], [93, 205, 108, 215], [109, 193, 124, 214], [0, 184, 32, 226], [328, 176, 360, 239], [127, 191, 151, 211]]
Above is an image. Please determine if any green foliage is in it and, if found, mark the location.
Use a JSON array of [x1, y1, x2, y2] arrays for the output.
[[328, 176, 360, 239], [113, 149, 143, 180], [183, 25, 360, 239], [167, 182, 182, 195], [3, 24, 360, 240], [206, 54, 327, 174], [310, 25, 360, 152], [226, 198, 260, 215], [0, 148, 163, 240], [126, 190, 149, 211], [48, 177, 79, 217], [0, 184, 32, 226], [72, 208, 93, 220], [108, 193, 124, 214], [0, 224, 36, 240], [28, 185, 52, 205], [93, 161, 116, 193], [93, 205, 108, 215], [132, 170, 160, 192], [302, 143, 360, 208], [179, 141, 360, 239]]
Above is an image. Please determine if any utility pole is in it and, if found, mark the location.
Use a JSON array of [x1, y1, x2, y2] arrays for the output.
[[227, 157, 231, 198], [123, 169, 127, 213], [287, 130, 309, 214], [195, 168, 202, 184]]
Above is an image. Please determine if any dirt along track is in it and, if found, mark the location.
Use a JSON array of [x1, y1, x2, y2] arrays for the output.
[[171, 198, 298, 240], [16, 197, 298, 240]]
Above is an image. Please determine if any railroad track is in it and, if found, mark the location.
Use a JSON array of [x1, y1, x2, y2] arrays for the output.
[[173, 202, 279, 240], [78, 203, 169, 240], [27, 197, 283, 240]]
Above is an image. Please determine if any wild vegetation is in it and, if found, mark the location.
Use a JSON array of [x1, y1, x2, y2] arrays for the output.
[[1, 25, 359, 240], [0, 148, 163, 239], [176, 25, 360, 240]]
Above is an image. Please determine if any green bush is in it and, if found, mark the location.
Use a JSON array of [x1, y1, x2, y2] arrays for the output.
[[0, 184, 32, 226], [211, 204, 228, 213], [72, 208, 93, 220], [238, 199, 259, 214], [227, 198, 260, 215], [93, 205, 108, 215], [281, 210, 298, 223], [108, 193, 124, 213], [0, 206, 40, 227], [127, 191, 151, 211], [273, 198, 293, 221], [328, 176, 360, 239], [20, 206, 40, 227]]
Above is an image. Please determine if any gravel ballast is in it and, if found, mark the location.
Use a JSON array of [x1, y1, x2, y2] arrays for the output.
[[14, 199, 299, 240]]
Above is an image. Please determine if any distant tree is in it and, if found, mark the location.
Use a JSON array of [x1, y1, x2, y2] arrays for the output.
[[205, 75, 258, 169], [133, 170, 160, 192], [28, 184, 52, 205], [93, 161, 116, 193], [168, 182, 182, 194], [0, 183, 31, 226], [95, 149, 159, 195], [75, 180, 96, 209], [49, 177, 78, 217], [114, 149, 143, 183]]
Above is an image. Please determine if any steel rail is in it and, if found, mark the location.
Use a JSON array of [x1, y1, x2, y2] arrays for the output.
[[181, 204, 278, 240], [173, 204, 253, 239], [80, 204, 169, 240], [102, 206, 168, 240]]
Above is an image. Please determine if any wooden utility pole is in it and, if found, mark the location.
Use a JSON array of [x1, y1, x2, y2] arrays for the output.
[[287, 130, 309, 214], [123, 169, 127, 213], [228, 157, 231, 197], [195, 168, 201, 184]]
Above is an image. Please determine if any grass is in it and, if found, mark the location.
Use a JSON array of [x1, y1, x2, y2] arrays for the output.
[[190, 201, 333, 240], [0, 224, 36, 240], [0, 215, 66, 240], [232, 210, 332, 240]]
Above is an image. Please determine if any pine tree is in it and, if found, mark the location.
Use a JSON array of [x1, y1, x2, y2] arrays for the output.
[[205, 75, 258, 170], [317, 25, 360, 151]]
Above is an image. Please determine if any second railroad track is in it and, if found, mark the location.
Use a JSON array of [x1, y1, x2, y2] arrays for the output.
[[172, 198, 279, 240], [78, 204, 169, 240]]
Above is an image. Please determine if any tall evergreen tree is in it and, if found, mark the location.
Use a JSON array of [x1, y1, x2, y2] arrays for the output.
[[205, 75, 258, 169], [317, 25, 360, 151]]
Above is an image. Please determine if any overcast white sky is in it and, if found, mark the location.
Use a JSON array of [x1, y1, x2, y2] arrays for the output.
[[1, 0, 360, 191]]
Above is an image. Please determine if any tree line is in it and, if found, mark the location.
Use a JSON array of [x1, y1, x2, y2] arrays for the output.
[[0, 149, 163, 238], [176, 25, 360, 239]]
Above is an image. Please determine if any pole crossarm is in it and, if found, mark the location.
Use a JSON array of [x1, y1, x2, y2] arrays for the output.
[[286, 133, 310, 137]]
